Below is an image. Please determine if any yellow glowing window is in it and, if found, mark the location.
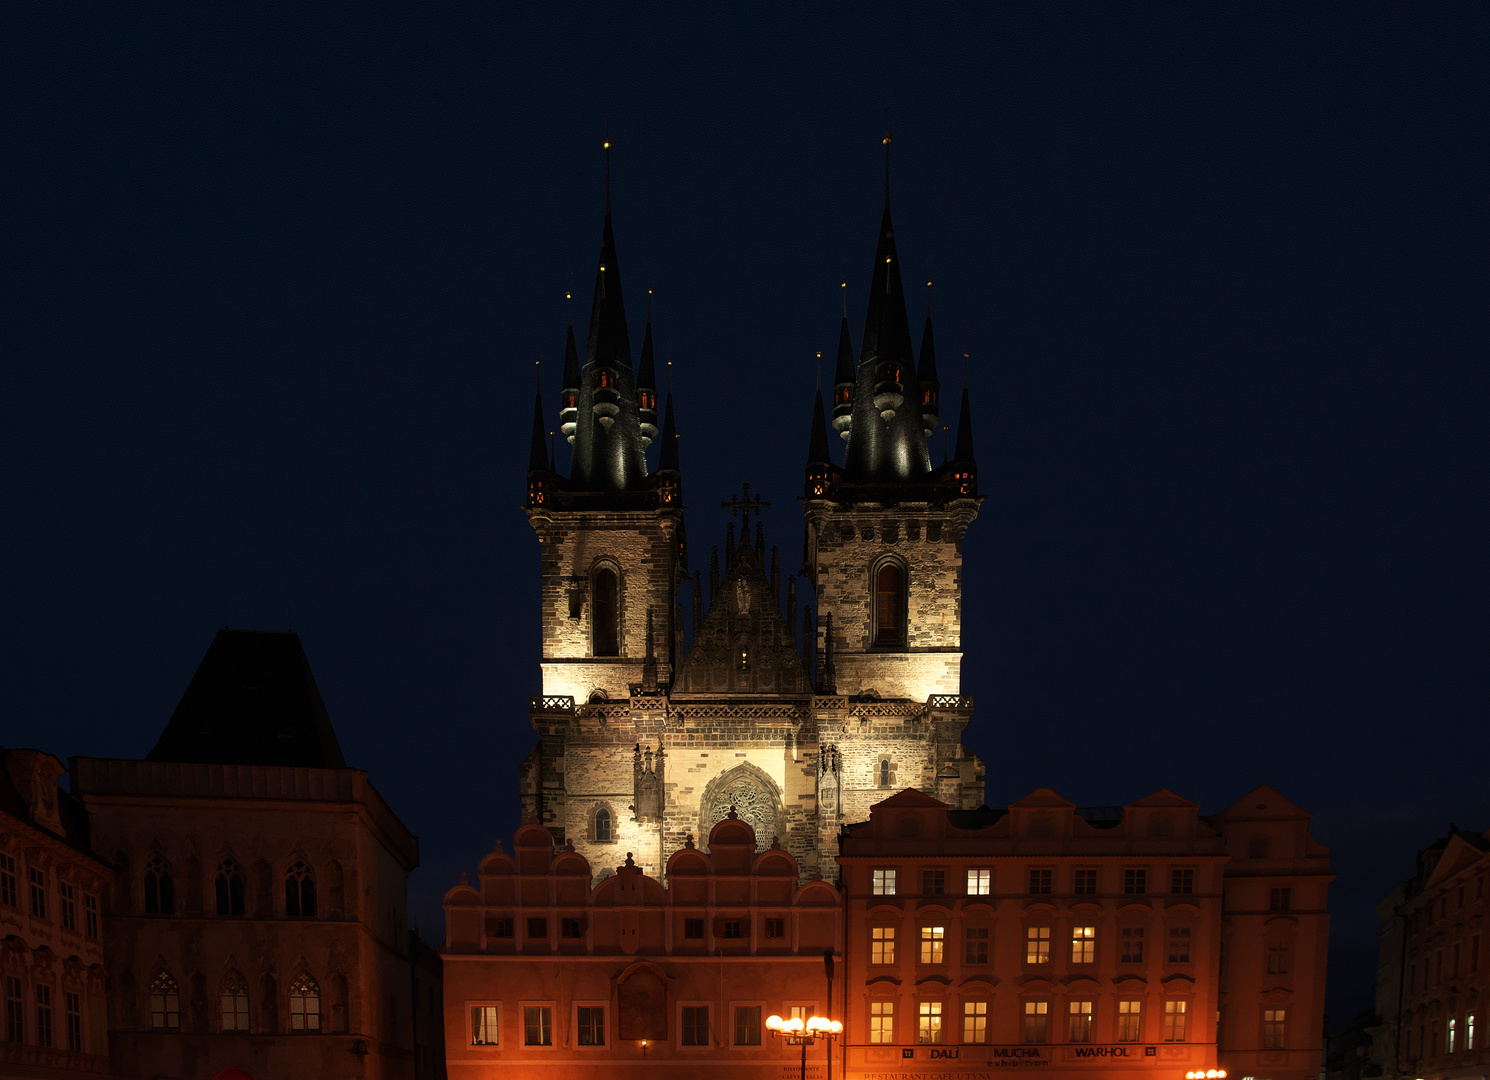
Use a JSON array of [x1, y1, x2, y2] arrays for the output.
[[1026, 926, 1051, 964], [920, 926, 945, 964], [871, 926, 895, 965], [870, 1001, 894, 1044], [1071, 926, 1096, 963]]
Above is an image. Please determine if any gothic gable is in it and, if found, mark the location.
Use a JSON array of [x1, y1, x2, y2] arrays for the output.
[[675, 543, 810, 695]]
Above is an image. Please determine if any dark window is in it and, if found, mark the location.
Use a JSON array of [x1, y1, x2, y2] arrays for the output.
[[84, 894, 98, 938], [683, 918, 704, 939], [879, 760, 892, 788], [965, 927, 989, 964], [527, 917, 548, 939], [1028, 868, 1052, 895], [1167, 927, 1192, 963], [922, 869, 946, 895], [1171, 868, 1194, 894], [682, 1005, 709, 1046], [64, 991, 82, 1052], [874, 563, 906, 647], [562, 918, 583, 939], [144, 856, 174, 915], [150, 973, 180, 1030], [491, 917, 513, 938], [765, 918, 786, 939], [0, 854, 16, 907], [28, 867, 46, 918], [1074, 869, 1098, 895], [216, 861, 245, 916], [578, 1005, 605, 1046], [59, 882, 75, 930], [5, 976, 22, 1042], [524, 1005, 552, 1046], [1270, 887, 1292, 912], [34, 985, 52, 1047], [288, 973, 320, 1031], [1124, 868, 1147, 895], [592, 569, 619, 656], [1121, 927, 1144, 963], [735, 1004, 762, 1045], [594, 808, 612, 843], [285, 862, 316, 917], [723, 919, 743, 939]]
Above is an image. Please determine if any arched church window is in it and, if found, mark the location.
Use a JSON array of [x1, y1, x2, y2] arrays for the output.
[[288, 972, 321, 1031], [879, 759, 894, 788], [592, 568, 619, 656], [595, 807, 612, 843], [873, 561, 907, 647], [215, 860, 245, 916], [150, 971, 180, 1029], [144, 855, 174, 915], [219, 971, 250, 1031], [285, 862, 316, 918]]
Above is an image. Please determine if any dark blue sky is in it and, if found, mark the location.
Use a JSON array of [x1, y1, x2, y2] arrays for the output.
[[3, 5, 1485, 1023]]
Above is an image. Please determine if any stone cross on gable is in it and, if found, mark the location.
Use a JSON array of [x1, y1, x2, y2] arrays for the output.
[[721, 483, 771, 532]]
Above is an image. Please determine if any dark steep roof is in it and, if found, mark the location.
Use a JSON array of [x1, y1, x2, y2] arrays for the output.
[[147, 629, 348, 769]]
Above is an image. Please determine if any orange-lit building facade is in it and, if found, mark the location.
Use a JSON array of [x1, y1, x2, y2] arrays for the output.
[[442, 813, 842, 1080], [837, 786, 1330, 1080]]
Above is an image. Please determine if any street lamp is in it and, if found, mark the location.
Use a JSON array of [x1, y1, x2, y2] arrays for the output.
[[767, 1014, 842, 1080]]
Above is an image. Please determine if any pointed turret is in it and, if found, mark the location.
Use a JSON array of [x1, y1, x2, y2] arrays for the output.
[[831, 317, 855, 441], [804, 389, 834, 497], [558, 326, 581, 445], [636, 320, 659, 449], [918, 313, 940, 438], [843, 197, 932, 484], [949, 387, 978, 497], [528, 372, 548, 474], [569, 202, 649, 492], [655, 390, 681, 508]]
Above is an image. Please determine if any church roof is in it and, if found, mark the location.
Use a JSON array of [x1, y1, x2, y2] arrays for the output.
[[147, 629, 348, 769]]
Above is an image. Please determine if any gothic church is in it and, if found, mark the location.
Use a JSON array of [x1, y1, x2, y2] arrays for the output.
[[520, 168, 985, 880]]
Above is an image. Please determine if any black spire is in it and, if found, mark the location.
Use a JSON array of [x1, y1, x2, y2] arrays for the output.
[[917, 312, 940, 438], [558, 325, 580, 446], [529, 367, 549, 473], [659, 390, 680, 473], [831, 316, 855, 441], [843, 194, 931, 483], [953, 387, 977, 467], [636, 319, 659, 450], [568, 195, 649, 492], [807, 390, 832, 466]]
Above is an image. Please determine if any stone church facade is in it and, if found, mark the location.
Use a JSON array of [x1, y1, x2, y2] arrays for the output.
[[519, 171, 986, 881]]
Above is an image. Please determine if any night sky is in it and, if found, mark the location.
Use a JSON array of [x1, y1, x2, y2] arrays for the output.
[[4, 6, 1485, 1026]]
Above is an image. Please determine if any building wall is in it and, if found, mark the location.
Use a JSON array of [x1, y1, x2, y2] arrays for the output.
[[73, 758, 427, 1080], [443, 818, 842, 1080], [0, 749, 112, 1080]]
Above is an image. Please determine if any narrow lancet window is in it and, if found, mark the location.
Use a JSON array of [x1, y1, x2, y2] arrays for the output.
[[593, 568, 619, 656]]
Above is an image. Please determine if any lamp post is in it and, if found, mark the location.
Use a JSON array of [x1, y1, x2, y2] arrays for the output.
[[767, 1014, 842, 1080]]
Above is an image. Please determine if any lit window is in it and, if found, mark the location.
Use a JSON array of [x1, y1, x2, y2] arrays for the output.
[[871, 927, 896, 965], [870, 1001, 894, 1044], [592, 568, 619, 657], [285, 862, 316, 918], [1074, 868, 1097, 895], [144, 855, 174, 915], [1468, 1012, 1476, 1051], [681, 1005, 709, 1046], [873, 563, 906, 647], [34, 984, 52, 1048], [1071, 926, 1096, 964], [920, 926, 945, 964], [963, 1001, 988, 1044], [1023, 1001, 1049, 1044], [472, 1005, 498, 1045], [579, 1005, 606, 1046], [0, 853, 16, 907], [1171, 868, 1194, 894], [872, 869, 897, 896], [150, 972, 181, 1030], [1028, 868, 1052, 895], [1124, 868, 1147, 895], [220, 971, 250, 1031], [967, 869, 991, 896], [1262, 1008, 1286, 1049], [736, 644, 750, 672], [1449, 1017, 1458, 1053], [594, 808, 612, 843], [918, 1002, 943, 1044], [733, 1005, 760, 1046], [1026, 926, 1051, 964], [1121, 927, 1144, 963], [1069, 1000, 1094, 1043], [1168, 927, 1192, 963], [525, 1005, 553, 1046], [1270, 887, 1292, 911], [965, 927, 989, 964], [922, 869, 946, 895], [288, 972, 320, 1031], [1117, 1000, 1142, 1041], [1162, 1000, 1188, 1042], [28, 867, 46, 918]]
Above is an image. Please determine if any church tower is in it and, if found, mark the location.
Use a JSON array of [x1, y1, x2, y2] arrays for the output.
[[519, 150, 984, 883]]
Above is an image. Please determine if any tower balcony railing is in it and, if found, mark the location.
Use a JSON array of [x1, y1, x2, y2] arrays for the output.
[[528, 695, 576, 715], [927, 694, 974, 711]]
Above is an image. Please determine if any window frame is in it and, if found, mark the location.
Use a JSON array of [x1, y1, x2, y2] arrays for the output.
[[219, 970, 251, 1032], [1068, 999, 1095, 1043], [920, 925, 946, 965], [1162, 999, 1188, 1043], [870, 556, 909, 649], [917, 1000, 944, 1044], [967, 868, 991, 896], [1071, 925, 1096, 964], [962, 999, 989, 1045], [869, 999, 895, 1045], [287, 971, 321, 1033], [1026, 925, 1051, 964], [521, 1001, 555, 1048], [1023, 1000, 1050, 1044], [469, 1001, 501, 1047], [870, 925, 896, 965], [574, 1000, 608, 1049], [678, 1002, 711, 1049], [872, 868, 897, 896], [1117, 999, 1142, 1042], [590, 563, 622, 657], [731, 1001, 763, 1047]]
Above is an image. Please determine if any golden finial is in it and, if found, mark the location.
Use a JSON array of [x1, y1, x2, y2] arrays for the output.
[[841, 280, 847, 317]]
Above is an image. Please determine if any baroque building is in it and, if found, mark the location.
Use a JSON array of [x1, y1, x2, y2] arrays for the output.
[[520, 166, 985, 881]]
